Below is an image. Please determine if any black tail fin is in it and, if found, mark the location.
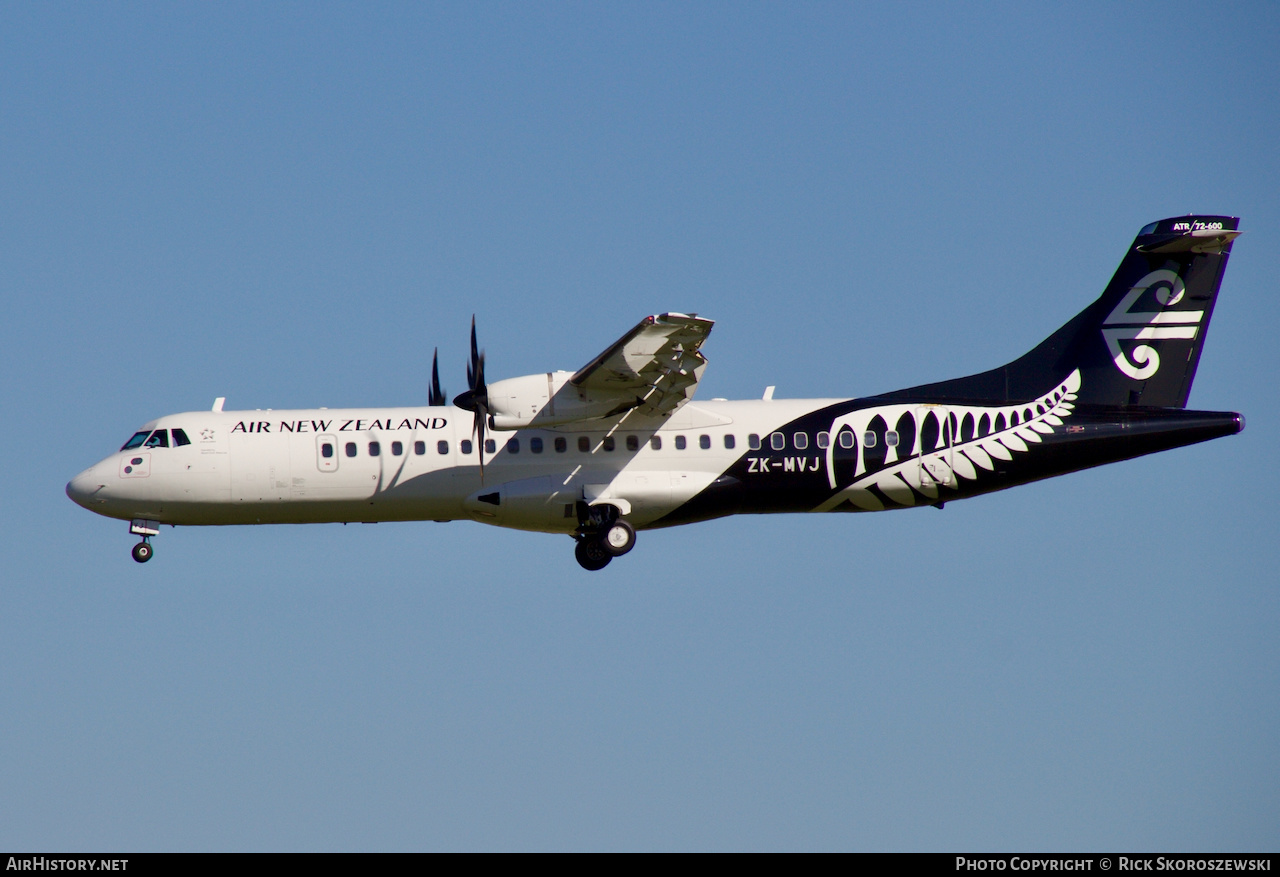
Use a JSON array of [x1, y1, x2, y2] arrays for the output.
[[884, 216, 1241, 408]]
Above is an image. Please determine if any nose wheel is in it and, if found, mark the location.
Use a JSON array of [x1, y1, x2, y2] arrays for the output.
[[128, 519, 160, 564]]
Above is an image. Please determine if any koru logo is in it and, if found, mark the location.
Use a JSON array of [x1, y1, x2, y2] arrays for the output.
[[1101, 269, 1202, 380]]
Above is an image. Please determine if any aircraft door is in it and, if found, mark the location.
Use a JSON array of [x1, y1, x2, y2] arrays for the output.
[[317, 435, 338, 472], [915, 406, 955, 489]]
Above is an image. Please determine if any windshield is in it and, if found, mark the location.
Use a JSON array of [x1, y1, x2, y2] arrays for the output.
[[121, 431, 151, 451]]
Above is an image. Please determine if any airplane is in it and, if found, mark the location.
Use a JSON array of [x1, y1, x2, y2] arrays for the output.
[[67, 215, 1244, 571]]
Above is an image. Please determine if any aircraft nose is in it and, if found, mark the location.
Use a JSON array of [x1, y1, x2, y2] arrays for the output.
[[66, 465, 105, 509]]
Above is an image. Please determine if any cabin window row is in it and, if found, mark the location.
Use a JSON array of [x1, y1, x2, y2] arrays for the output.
[[493, 434, 741, 454], [129, 427, 911, 459], [321, 439, 452, 459], [319, 431, 891, 459], [746, 431, 907, 451], [748, 431, 860, 451], [472, 432, 850, 454]]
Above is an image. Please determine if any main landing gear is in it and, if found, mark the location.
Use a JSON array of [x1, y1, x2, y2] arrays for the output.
[[574, 537, 611, 571], [572, 503, 637, 571], [131, 540, 153, 563]]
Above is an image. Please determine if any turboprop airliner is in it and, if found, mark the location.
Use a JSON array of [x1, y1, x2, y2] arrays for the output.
[[68, 216, 1245, 570]]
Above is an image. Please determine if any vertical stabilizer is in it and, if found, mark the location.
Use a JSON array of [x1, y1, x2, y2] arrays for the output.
[[883, 216, 1240, 408]]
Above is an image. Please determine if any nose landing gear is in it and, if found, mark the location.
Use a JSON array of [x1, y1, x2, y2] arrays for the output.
[[129, 518, 160, 564], [572, 503, 637, 571]]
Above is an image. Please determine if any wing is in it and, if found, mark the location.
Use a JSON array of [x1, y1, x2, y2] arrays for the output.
[[567, 312, 714, 420]]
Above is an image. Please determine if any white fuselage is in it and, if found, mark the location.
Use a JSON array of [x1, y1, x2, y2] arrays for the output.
[[67, 398, 836, 533]]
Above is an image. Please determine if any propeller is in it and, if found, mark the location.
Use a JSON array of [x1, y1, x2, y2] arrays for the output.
[[452, 316, 490, 481], [429, 347, 447, 407]]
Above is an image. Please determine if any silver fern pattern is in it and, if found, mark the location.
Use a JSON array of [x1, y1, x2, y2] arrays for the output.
[[815, 370, 1082, 511]]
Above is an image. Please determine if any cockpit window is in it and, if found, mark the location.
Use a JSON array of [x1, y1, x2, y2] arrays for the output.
[[121, 431, 151, 451], [144, 430, 169, 448], [171, 428, 191, 446]]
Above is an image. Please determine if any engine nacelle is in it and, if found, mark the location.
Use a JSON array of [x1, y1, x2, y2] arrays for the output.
[[487, 371, 637, 429], [485, 373, 562, 429]]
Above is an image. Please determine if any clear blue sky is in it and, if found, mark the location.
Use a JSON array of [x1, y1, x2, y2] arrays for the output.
[[2, 2, 1277, 851]]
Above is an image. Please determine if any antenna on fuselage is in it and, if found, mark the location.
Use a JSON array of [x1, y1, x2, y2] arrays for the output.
[[212, 397, 226, 412]]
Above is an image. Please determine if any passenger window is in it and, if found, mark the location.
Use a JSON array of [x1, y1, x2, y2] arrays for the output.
[[793, 432, 808, 450], [602, 436, 615, 452], [415, 440, 426, 455], [345, 442, 357, 457], [321, 443, 334, 459], [436, 440, 447, 455], [554, 437, 567, 453], [531, 437, 543, 454], [369, 441, 380, 456], [748, 434, 761, 450], [626, 435, 639, 451], [650, 436, 662, 450], [816, 431, 830, 449], [145, 430, 169, 448], [578, 436, 590, 452], [770, 432, 785, 451], [699, 435, 711, 449], [391, 441, 403, 456], [507, 438, 519, 453], [724, 434, 735, 450], [863, 431, 877, 448], [839, 431, 855, 449], [886, 431, 899, 447], [461, 440, 473, 455], [171, 428, 191, 446], [484, 439, 496, 454], [675, 435, 687, 450]]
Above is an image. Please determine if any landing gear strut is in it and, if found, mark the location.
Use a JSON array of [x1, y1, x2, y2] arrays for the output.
[[132, 540, 153, 563], [572, 503, 637, 571]]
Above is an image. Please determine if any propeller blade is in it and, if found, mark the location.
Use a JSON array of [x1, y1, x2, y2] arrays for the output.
[[467, 315, 480, 388], [452, 317, 490, 482], [475, 350, 487, 481], [429, 347, 446, 407]]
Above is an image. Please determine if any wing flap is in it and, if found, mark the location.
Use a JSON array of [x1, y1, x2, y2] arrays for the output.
[[568, 313, 714, 419]]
